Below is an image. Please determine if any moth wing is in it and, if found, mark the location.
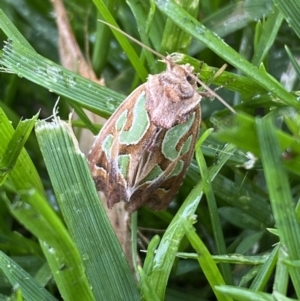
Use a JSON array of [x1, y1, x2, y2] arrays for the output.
[[126, 107, 201, 212], [88, 85, 150, 207]]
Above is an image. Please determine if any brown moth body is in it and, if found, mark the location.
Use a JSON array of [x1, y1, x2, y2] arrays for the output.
[[88, 59, 201, 212]]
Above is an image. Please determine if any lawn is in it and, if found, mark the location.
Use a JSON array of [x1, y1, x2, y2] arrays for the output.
[[0, 0, 300, 300]]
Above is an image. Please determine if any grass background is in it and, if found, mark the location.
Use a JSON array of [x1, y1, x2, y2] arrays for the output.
[[1, 0, 300, 300]]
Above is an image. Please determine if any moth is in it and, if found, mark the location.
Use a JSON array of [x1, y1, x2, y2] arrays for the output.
[[88, 57, 204, 212]]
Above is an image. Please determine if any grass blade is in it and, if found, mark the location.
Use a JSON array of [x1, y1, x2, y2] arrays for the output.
[[251, 6, 284, 66], [195, 132, 233, 284], [0, 251, 57, 301], [181, 218, 232, 301], [154, 0, 298, 109], [0, 113, 38, 185], [35, 118, 140, 301], [256, 115, 300, 298], [273, 0, 300, 38], [0, 40, 124, 117], [147, 143, 235, 299]]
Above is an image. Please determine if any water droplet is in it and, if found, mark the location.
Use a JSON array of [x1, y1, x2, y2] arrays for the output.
[[48, 247, 55, 254], [252, 94, 261, 100], [82, 253, 89, 261], [35, 66, 45, 76], [12, 283, 20, 292], [46, 66, 63, 83], [195, 26, 205, 34], [105, 97, 119, 110], [66, 75, 77, 87]]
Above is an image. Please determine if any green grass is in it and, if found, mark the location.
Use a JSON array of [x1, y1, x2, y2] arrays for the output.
[[1, 0, 300, 300]]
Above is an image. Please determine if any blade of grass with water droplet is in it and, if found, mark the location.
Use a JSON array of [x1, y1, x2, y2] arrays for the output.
[[181, 218, 233, 301], [252, 6, 284, 66], [0, 9, 34, 49], [0, 109, 95, 301], [35, 118, 140, 301], [0, 113, 38, 185], [215, 285, 274, 301], [213, 112, 300, 176], [0, 251, 57, 301], [92, 0, 148, 81], [0, 40, 124, 117], [195, 130, 233, 285], [249, 244, 278, 291], [256, 115, 300, 298], [154, 0, 299, 109], [273, 0, 300, 39], [147, 143, 235, 299]]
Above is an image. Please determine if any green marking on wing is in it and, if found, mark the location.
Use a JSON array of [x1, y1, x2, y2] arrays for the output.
[[181, 135, 193, 155], [120, 91, 150, 145], [118, 154, 130, 179], [102, 134, 114, 159], [168, 160, 184, 179], [116, 110, 128, 131], [144, 165, 164, 182], [162, 113, 195, 161]]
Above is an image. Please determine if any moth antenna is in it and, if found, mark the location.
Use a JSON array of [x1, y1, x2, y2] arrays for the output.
[[197, 76, 236, 114], [197, 63, 235, 113], [99, 20, 235, 113], [98, 20, 166, 60]]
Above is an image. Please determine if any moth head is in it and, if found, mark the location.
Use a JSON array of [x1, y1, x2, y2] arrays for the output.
[[145, 60, 201, 129], [164, 58, 197, 88], [186, 74, 196, 85]]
